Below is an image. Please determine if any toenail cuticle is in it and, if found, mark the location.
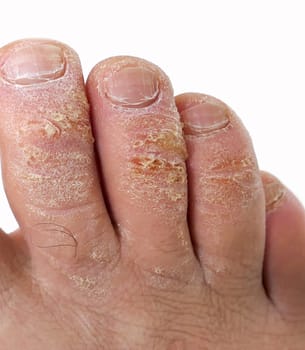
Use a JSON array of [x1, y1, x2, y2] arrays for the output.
[[104, 66, 159, 107], [0, 43, 66, 85], [181, 102, 230, 135]]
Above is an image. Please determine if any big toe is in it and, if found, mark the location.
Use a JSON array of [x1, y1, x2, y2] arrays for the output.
[[0, 39, 118, 284]]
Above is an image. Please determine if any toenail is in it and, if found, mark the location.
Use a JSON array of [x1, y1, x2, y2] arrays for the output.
[[180, 102, 230, 135], [104, 66, 159, 107], [263, 176, 286, 212], [0, 43, 65, 85]]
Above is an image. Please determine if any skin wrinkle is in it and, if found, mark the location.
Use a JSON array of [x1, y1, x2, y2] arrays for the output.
[[142, 252, 197, 292], [144, 292, 217, 349]]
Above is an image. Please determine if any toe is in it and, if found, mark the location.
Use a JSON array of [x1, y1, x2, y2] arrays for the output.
[[176, 93, 265, 294], [262, 171, 305, 318], [87, 57, 196, 271], [0, 40, 118, 272]]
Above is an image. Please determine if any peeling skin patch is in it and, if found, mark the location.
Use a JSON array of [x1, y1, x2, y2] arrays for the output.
[[69, 275, 97, 292], [68, 274, 106, 298], [89, 245, 114, 267], [167, 166, 186, 185], [18, 118, 61, 139], [118, 154, 187, 213], [17, 115, 94, 144], [127, 156, 187, 205], [122, 127, 188, 208], [44, 120, 61, 138], [4, 82, 97, 208], [19, 145, 92, 169], [123, 117, 188, 191], [90, 248, 106, 262], [11, 85, 95, 145], [13, 163, 95, 208], [165, 190, 184, 202], [132, 127, 187, 160], [209, 155, 256, 173], [9, 141, 96, 208], [130, 156, 186, 185], [198, 152, 261, 210], [123, 113, 187, 158], [199, 172, 259, 209]]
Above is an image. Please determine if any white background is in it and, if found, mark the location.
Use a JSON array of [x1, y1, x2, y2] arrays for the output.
[[0, 0, 304, 232]]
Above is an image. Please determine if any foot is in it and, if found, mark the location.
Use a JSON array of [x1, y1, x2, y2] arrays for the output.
[[0, 39, 304, 350]]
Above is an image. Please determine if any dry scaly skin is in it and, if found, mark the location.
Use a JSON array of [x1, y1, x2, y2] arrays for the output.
[[0, 40, 96, 216], [0, 40, 112, 273], [261, 172, 286, 212]]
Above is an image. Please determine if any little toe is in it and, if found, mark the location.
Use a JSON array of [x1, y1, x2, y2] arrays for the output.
[[176, 93, 265, 294], [0, 40, 118, 278], [87, 57, 196, 272], [262, 171, 305, 318]]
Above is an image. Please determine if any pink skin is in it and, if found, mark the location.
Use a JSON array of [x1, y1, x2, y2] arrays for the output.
[[262, 171, 305, 319], [175, 93, 265, 293], [0, 39, 305, 349]]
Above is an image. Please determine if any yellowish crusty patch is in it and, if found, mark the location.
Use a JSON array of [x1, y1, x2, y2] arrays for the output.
[[18, 115, 94, 143], [199, 153, 261, 210], [132, 128, 187, 160], [209, 155, 256, 172], [130, 156, 186, 185]]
